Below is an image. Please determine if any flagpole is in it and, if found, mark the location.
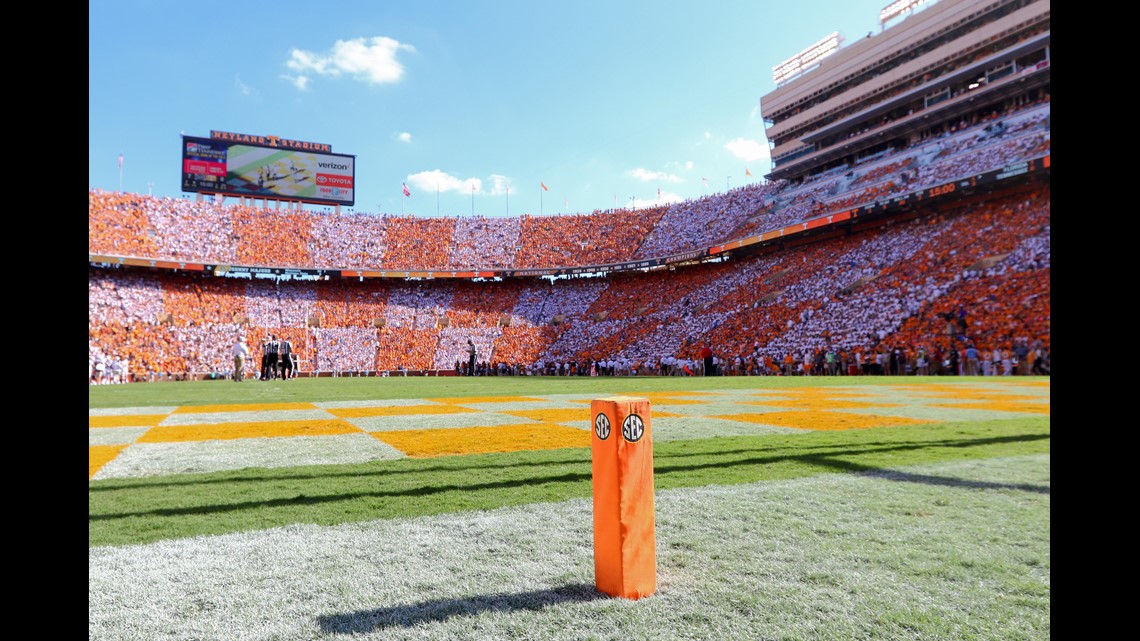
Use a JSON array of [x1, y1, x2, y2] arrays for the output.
[[436, 183, 440, 216], [540, 186, 543, 216], [506, 185, 509, 216], [471, 184, 475, 216]]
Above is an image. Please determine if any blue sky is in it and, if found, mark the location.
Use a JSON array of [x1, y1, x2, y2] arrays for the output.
[[90, 0, 910, 217]]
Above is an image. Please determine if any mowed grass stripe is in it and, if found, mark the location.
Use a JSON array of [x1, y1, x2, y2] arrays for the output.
[[748, 386, 871, 396], [137, 419, 361, 443], [426, 396, 547, 404], [372, 423, 591, 457], [88, 376, 1050, 410], [89, 417, 1048, 547], [172, 402, 318, 414], [326, 404, 474, 419], [568, 397, 709, 405]]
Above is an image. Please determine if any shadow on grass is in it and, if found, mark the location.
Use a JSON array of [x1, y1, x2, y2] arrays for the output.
[[89, 433, 1048, 521], [317, 583, 605, 634], [804, 455, 1050, 494]]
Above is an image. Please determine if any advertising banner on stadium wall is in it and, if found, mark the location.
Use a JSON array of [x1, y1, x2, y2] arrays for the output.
[[181, 136, 356, 206], [207, 265, 333, 281]]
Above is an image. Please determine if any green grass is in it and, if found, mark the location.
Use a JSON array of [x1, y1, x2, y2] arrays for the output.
[[89, 416, 1047, 547], [91, 454, 1050, 640], [90, 376, 1050, 640], [88, 374, 1041, 408]]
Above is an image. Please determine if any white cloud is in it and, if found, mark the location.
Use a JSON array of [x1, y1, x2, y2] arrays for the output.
[[631, 190, 684, 209], [407, 170, 482, 194], [282, 74, 310, 91], [286, 36, 416, 87], [487, 174, 511, 196], [664, 160, 695, 172], [629, 168, 682, 183], [395, 132, 412, 143], [234, 74, 255, 96], [725, 137, 771, 163]]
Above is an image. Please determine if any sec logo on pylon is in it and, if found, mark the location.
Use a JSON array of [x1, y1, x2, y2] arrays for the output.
[[594, 413, 611, 440], [622, 414, 644, 442]]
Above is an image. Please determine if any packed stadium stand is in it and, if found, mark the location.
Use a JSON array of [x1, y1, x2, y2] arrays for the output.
[[89, 0, 1049, 382]]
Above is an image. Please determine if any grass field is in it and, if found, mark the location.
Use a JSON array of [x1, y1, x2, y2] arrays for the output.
[[89, 375, 1050, 640]]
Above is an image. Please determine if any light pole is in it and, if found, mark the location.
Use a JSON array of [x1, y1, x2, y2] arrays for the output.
[[726, 176, 731, 190]]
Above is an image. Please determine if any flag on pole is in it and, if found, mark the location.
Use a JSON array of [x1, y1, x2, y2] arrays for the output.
[[402, 183, 411, 197], [657, 187, 661, 198], [541, 181, 549, 191], [564, 196, 568, 208], [745, 167, 752, 177], [701, 177, 708, 187], [118, 153, 123, 169]]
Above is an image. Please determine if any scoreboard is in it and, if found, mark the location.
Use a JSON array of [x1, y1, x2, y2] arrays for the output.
[[181, 134, 355, 206]]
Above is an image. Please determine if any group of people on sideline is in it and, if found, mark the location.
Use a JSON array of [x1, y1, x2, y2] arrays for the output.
[[228, 335, 297, 381]]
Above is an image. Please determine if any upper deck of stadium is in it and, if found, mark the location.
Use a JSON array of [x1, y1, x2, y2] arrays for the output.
[[761, 0, 1049, 181], [90, 0, 1048, 276], [91, 101, 1048, 274]]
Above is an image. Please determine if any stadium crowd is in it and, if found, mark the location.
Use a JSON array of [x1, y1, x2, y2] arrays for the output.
[[90, 182, 1049, 382], [90, 103, 1048, 274], [90, 97, 1049, 381]]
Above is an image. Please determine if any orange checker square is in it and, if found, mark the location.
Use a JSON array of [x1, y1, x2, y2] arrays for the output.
[[370, 423, 589, 457], [591, 396, 656, 600], [713, 410, 934, 431], [90, 444, 128, 479], [910, 392, 1042, 401], [930, 401, 1050, 415], [743, 399, 899, 410], [137, 419, 361, 443], [89, 414, 168, 429]]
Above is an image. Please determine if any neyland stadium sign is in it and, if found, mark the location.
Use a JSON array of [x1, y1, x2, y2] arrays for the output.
[[210, 130, 332, 153]]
